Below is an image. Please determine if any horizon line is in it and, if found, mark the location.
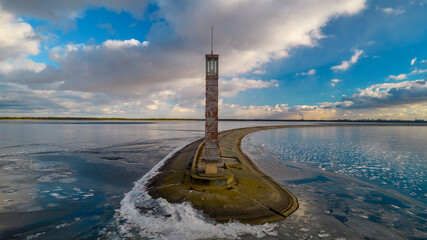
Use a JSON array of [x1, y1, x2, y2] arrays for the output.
[[0, 116, 425, 123]]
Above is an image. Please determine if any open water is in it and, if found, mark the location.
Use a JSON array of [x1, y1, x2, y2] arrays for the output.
[[0, 121, 425, 239]]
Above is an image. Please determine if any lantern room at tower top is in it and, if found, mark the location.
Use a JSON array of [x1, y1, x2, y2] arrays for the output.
[[206, 54, 218, 77]]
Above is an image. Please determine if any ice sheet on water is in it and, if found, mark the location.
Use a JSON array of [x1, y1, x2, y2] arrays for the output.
[[110, 139, 278, 240], [248, 127, 427, 200], [49, 193, 66, 199]]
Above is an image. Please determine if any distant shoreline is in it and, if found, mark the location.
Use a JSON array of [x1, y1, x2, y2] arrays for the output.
[[0, 116, 426, 124]]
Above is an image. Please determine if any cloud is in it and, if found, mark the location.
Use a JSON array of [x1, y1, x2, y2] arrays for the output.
[[0, 5, 46, 75], [0, 0, 150, 23], [0, 82, 95, 115], [220, 101, 337, 120], [2, 78, 426, 120], [0, 81, 336, 119], [411, 57, 417, 66], [381, 7, 405, 15], [220, 78, 278, 97], [97, 23, 115, 34], [0, 82, 199, 118], [339, 104, 427, 120], [152, 0, 365, 76], [333, 80, 427, 109], [411, 69, 427, 74], [0, 0, 370, 118], [1, 1, 366, 96], [0, 79, 275, 119], [253, 70, 266, 75], [331, 49, 363, 71], [0, 6, 40, 61], [0, 59, 46, 74], [102, 39, 148, 48], [387, 73, 407, 81], [166, 77, 279, 108], [296, 69, 316, 76], [330, 78, 341, 87], [42, 39, 187, 94]]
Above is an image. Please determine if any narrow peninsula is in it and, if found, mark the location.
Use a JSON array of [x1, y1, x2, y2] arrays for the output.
[[147, 125, 299, 224]]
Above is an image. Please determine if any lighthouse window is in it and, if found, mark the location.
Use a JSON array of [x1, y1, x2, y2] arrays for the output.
[[206, 58, 218, 76]]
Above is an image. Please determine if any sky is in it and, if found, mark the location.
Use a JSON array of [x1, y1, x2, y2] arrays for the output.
[[0, 0, 427, 120]]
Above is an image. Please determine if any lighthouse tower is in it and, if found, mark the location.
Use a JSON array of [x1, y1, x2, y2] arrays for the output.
[[204, 28, 219, 175]]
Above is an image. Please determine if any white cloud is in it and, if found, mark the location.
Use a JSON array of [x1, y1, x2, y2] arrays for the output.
[[307, 69, 316, 75], [410, 69, 427, 74], [0, 6, 40, 60], [330, 78, 341, 87], [0, 5, 46, 74], [381, 7, 405, 15], [102, 39, 148, 48], [387, 73, 407, 81], [411, 57, 417, 66], [220, 78, 278, 97], [296, 69, 316, 76], [220, 102, 337, 120], [253, 70, 266, 75], [146, 100, 159, 110], [0, 59, 46, 74], [331, 49, 363, 71]]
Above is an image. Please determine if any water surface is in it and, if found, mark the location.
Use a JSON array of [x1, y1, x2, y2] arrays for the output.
[[244, 125, 426, 239], [1, 121, 426, 239], [0, 120, 290, 239]]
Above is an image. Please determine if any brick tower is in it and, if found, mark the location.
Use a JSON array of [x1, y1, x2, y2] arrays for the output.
[[204, 27, 219, 175]]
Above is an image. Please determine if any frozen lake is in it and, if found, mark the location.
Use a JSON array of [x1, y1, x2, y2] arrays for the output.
[[248, 126, 427, 202], [0, 120, 425, 239]]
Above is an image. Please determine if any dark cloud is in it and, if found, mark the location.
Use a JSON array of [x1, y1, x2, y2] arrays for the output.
[[0, 66, 60, 85], [0, 0, 149, 22], [0, 99, 49, 111]]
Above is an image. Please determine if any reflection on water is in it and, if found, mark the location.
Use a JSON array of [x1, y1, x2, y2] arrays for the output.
[[244, 126, 427, 239], [249, 126, 427, 201]]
